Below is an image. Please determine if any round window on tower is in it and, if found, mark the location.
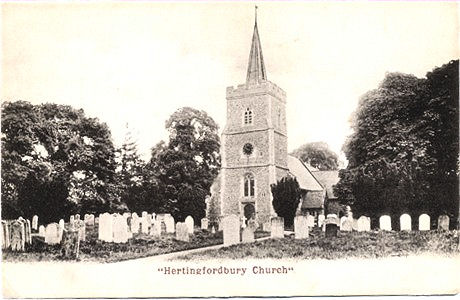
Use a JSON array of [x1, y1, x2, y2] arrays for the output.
[[243, 143, 254, 156]]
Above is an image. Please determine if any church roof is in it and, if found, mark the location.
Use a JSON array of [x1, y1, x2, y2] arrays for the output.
[[312, 170, 340, 199], [287, 155, 323, 191], [246, 9, 267, 85]]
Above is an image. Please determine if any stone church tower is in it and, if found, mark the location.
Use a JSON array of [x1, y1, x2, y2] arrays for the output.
[[219, 13, 288, 226]]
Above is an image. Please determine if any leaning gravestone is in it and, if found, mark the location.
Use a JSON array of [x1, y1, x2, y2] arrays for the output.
[[379, 215, 392, 231], [10, 220, 25, 251], [294, 216, 309, 239], [400, 214, 411, 231], [201, 218, 209, 230], [45, 223, 61, 245], [341, 219, 352, 232], [223, 215, 240, 246], [113, 214, 128, 243], [185, 216, 194, 234], [61, 228, 80, 259], [164, 215, 175, 233], [438, 215, 449, 231], [318, 214, 325, 228], [32, 215, 38, 231], [419, 214, 430, 231], [271, 217, 284, 239], [242, 226, 255, 243], [357, 216, 371, 232], [306, 215, 315, 228], [175, 222, 189, 242]]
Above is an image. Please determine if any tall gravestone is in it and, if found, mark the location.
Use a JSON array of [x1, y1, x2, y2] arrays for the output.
[[10, 220, 25, 251], [185, 216, 194, 234], [270, 217, 284, 239], [418, 214, 430, 231], [1, 221, 10, 249], [98, 213, 113, 242], [131, 214, 140, 234], [306, 215, 315, 228], [140, 217, 149, 234], [58, 219, 65, 240], [32, 215, 38, 231], [400, 214, 411, 231], [201, 218, 209, 230], [164, 215, 175, 233], [357, 216, 371, 232], [39, 225, 45, 237], [318, 214, 325, 228], [340, 216, 348, 230], [113, 214, 128, 243], [379, 215, 392, 231], [223, 215, 240, 246], [241, 226, 255, 243], [294, 216, 309, 239], [438, 215, 449, 231], [175, 222, 189, 242]]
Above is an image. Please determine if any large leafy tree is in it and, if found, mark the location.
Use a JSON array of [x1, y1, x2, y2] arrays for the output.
[[148, 107, 220, 222], [290, 142, 339, 170], [1, 101, 123, 222], [271, 176, 301, 227], [335, 60, 458, 227]]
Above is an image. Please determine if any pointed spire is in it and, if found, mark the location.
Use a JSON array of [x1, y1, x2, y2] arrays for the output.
[[246, 6, 267, 85]]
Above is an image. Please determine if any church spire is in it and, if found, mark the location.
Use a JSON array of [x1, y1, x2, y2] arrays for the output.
[[246, 6, 267, 85]]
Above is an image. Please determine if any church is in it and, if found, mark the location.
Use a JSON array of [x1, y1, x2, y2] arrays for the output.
[[208, 12, 332, 228]]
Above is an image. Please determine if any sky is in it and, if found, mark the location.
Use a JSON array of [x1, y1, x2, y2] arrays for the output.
[[2, 2, 458, 162]]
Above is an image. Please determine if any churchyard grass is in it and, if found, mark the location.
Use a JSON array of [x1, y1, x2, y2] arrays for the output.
[[176, 228, 460, 260]]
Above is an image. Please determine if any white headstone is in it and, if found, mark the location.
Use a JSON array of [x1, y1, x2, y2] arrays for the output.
[[142, 211, 148, 218], [318, 214, 325, 227], [357, 216, 371, 232], [164, 215, 175, 233], [201, 218, 209, 230], [69, 215, 75, 225], [379, 215, 391, 231], [306, 215, 315, 227], [140, 217, 149, 234], [175, 222, 189, 242], [340, 216, 348, 230], [294, 215, 309, 239], [185, 216, 194, 234], [438, 215, 449, 231], [131, 214, 140, 234], [341, 219, 352, 232], [150, 221, 162, 237], [400, 214, 411, 231], [38, 225, 45, 237], [58, 219, 65, 239], [419, 214, 430, 231], [45, 223, 60, 245], [223, 215, 240, 246], [98, 213, 113, 242], [352, 218, 358, 231], [32, 215, 38, 230], [113, 214, 128, 243], [241, 226, 255, 243], [270, 217, 284, 239]]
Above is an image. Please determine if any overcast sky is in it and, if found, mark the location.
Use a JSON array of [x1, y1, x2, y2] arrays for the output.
[[2, 2, 458, 162]]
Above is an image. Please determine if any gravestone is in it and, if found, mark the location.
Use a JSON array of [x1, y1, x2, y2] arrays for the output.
[[10, 220, 25, 251], [318, 214, 325, 228], [113, 214, 129, 243], [17, 218, 26, 249], [1, 221, 10, 249], [150, 221, 162, 237], [185, 216, 194, 234], [294, 216, 309, 239], [61, 229, 80, 259], [76, 220, 86, 241], [400, 214, 411, 231], [341, 219, 352, 232], [69, 215, 75, 226], [418, 214, 430, 231], [140, 217, 149, 234], [98, 213, 113, 242], [164, 215, 175, 233], [25, 219, 32, 244], [142, 211, 148, 218], [379, 215, 392, 231], [211, 226, 216, 234], [340, 216, 348, 230], [201, 218, 209, 230], [75, 214, 80, 221], [357, 216, 371, 232], [131, 214, 140, 234], [58, 219, 65, 239], [95, 217, 99, 224], [270, 217, 284, 239], [84, 214, 95, 226], [223, 215, 240, 246], [306, 215, 315, 228], [39, 225, 45, 237], [438, 215, 449, 231], [32, 215, 38, 231], [325, 217, 338, 238], [45, 223, 61, 245], [352, 219, 358, 231], [175, 222, 189, 242], [242, 227, 255, 243]]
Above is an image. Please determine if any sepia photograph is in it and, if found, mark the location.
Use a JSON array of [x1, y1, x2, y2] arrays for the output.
[[1, 1, 459, 298]]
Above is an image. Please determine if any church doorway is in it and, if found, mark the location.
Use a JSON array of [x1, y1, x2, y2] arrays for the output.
[[244, 203, 255, 225]]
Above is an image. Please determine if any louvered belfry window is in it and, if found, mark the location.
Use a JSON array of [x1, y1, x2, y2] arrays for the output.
[[244, 108, 253, 125]]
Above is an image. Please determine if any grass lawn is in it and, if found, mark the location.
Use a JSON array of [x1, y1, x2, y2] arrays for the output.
[[176, 228, 460, 260]]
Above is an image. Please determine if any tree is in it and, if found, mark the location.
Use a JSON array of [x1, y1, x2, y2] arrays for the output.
[[335, 60, 458, 227], [1, 101, 122, 223], [271, 176, 301, 227], [290, 142, 339, 170], [148, 107, 220, 222]]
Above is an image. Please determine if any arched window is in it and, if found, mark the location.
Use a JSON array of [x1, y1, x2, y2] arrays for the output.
[[244, 108, 253, 125], [244, 173, 255, 197]]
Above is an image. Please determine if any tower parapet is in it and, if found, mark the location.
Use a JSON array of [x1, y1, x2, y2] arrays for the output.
[[226, 80, 286, 103]]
